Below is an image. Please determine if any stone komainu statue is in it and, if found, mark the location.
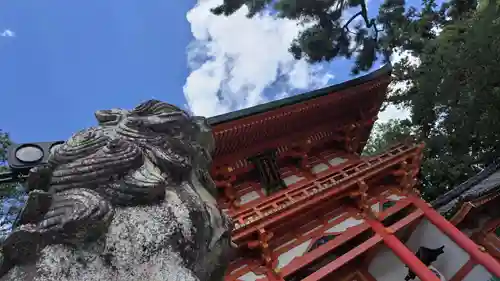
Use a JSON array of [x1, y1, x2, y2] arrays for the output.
[[1, 100, 233, 281]]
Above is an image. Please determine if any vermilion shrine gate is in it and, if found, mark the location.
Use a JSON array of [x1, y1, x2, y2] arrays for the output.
[[207, 65, 500, 281]]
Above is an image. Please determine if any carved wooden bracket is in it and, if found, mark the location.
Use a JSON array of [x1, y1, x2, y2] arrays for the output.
[[259, 228, 274, 267], [286, 143, 314, 179], [344, 122, 363, 154], [214, 174, 239, 208], [393, 145, 425, 194], [350, 180, 378, 219], [247, 228, 274, 268]]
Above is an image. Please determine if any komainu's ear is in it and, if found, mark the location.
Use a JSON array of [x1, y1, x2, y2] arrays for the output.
[[95, 109, 125, 126]]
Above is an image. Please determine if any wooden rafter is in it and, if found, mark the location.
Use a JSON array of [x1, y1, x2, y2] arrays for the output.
[[211, 80, 389, 160]]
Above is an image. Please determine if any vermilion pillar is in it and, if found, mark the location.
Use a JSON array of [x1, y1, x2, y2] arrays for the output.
[[409, 194, 500, 277], [365, 217, 440, 281]]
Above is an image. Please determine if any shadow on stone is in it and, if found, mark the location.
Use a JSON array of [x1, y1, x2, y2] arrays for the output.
[[1, 100, 232, 281]]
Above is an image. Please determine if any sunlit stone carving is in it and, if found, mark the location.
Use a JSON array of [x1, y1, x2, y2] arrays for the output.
[[0, 100, 232, 281]]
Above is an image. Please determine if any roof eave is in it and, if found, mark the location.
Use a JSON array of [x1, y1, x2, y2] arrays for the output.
[[432, 161, 500, 209], [207, 63, 392, 126]]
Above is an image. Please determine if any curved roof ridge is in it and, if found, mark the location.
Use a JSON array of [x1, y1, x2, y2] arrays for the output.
[[432, 160, 500, 209], [207, 64, 392, 125]]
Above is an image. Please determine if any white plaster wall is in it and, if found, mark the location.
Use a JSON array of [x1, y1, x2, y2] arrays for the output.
[[368, 219, 470, 281], [328, 157, 347, 166], [283, 175, 304, 186], [311, 163, 329, 174], [237, 271, 265, 281], [405, 219, 469, 280], [239, 191, 261, 205], [276, 240, 312, 270], [368, 245, 409, 281], [368, 250, 448, 281], [463, 265, 495, 281]]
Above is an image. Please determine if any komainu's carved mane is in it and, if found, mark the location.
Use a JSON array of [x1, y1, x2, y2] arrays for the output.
[[0, 100, 230, 280]]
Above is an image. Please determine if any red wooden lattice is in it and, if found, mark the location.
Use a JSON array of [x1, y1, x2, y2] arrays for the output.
[[231, 143, 422, 242]]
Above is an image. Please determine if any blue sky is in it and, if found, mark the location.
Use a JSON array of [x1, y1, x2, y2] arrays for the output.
[[0, 0, 412, 145], [0, 0, 196, 143]]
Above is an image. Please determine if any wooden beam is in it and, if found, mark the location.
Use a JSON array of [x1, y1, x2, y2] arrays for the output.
[[300, 235, 381, 281], [231, 144, 422, 242], [358, 268, 378, 281], [214, 176, 239, 208], [280, 207, 424, 280], [266, 201, 345, 249], [298, 209, 423, 281], [214, 119, 375, 164], [363, 215, 440, 281], [409, 194, 500, 278], [279, 220, 371, 277], [449, 259, 476, 281]]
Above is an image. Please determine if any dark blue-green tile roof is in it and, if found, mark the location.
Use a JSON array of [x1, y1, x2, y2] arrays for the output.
[[433, 161, 500, 214]]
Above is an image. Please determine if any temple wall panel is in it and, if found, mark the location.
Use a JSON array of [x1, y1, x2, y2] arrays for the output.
[[368, 218, 480, 281], [233, 182, 266, 207], [405, 219, 470, 279], [270, 210, 364, 272], [308, 151, 351, 176], [368, 245, 412, 281], [215, 145, 357, 211], [368, 248, 447, 281], [279, 166, 306, 187]]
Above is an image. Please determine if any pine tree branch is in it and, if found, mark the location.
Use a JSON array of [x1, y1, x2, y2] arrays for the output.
[[344, 11, 363, 29], [360, 1, 372, 27], [342, 3, 382, 37]]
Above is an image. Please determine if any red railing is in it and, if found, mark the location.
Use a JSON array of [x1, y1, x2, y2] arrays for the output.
[[231, 143, 422, 242]]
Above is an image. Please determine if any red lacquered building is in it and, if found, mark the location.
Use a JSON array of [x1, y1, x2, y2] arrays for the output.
[[206, 65, 500, 281]]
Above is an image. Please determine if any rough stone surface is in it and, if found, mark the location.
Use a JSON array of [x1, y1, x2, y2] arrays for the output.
[[2, 195, 225, 281], [0, 100, 232, 281]]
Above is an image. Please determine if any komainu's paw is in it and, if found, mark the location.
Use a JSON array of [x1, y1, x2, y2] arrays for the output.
[[13, 190, 52, 228], [2, 224, 44, 264]]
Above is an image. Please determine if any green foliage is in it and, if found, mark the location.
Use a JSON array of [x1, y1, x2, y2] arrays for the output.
[[0, 130, 26, 242], [0, 130, 11, 164], [390, 6, 500, 200], [366, 6, 500, 201], [211, 0, 470, 74], [213, 0, 500, 201], [363, 118, 414, 156], [211, 0, 388, 74], [0, 130, 17, 199]]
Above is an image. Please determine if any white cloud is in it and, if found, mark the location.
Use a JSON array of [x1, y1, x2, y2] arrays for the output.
[[0, 29, 15, 37], [377, 23, 442, 124], [184, 0, 334, 117], [375, 48, 420, 123], [183, 0, 420, 125]]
